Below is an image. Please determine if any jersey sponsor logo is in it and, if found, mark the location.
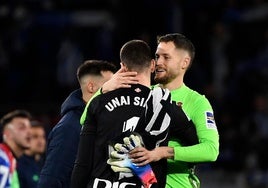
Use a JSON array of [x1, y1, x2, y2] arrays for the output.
[[93, 178, 143, 188], [205, 111, 217, 129]]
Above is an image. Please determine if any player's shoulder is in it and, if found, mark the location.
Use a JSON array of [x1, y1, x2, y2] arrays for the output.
[[180, 85, 211, 108], [185, 85, 207, 98]]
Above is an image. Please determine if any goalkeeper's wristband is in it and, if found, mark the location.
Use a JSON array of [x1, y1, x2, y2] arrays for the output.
[[130, 163, 157, 188]]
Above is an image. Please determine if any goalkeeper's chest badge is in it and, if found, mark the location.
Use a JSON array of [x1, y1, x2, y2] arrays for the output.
[[177, 102, 183, 107]]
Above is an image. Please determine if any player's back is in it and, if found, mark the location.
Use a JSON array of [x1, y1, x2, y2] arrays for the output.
[[85, 84, 151, 187]]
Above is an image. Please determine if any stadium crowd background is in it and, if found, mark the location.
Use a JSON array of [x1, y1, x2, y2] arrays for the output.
[[0, 0, 268, 187]]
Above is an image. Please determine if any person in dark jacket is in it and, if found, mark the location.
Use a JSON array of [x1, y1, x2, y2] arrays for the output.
[[37, 60, 117, 188]]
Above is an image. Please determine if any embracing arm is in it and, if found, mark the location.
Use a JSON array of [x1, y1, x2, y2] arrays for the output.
[[129, 130, 218, 166], [129, 146, 174, 165], [172, 130, 219, 162], [101, 63, 138, 94], [129, 103, 219, 165], [171, 95, 220, 162]]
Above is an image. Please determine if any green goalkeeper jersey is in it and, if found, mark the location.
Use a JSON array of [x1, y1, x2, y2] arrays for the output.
[[162, 84, 219, 188]]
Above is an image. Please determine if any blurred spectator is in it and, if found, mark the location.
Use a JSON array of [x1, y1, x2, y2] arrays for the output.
[[56, 32, 83, 95], [17, 120, 46, 188], [210, 22, 230, 100], [0, 109, 32, 188]]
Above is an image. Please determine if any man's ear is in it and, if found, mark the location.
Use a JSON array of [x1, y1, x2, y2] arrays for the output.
[[150, 59, 156, 73], [182, 57, 191, 70], [121, 62, 128, 71], [87, 82, 94, 93], [3, 129, 11, 140]]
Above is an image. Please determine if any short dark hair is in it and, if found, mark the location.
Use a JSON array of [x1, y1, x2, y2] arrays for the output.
[[30, 120, 45, 129], [0, 109, 32, 133], [120, 40, 152, 72], [157, 33, 195, 67], [77, 60, 117, 82]]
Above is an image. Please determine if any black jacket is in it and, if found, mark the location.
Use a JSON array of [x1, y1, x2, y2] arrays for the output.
[[38, 89, 85, 188]]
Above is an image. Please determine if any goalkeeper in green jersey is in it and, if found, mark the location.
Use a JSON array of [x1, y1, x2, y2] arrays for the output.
[[98, 33, 219, 188], [128, 33, 219, 188]]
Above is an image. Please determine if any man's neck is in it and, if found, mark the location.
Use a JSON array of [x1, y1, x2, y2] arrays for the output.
[[136, 74, 151, 88], [161, 82, 184, 91], [161, 76, 184, 91], [4, 141, 24, 158], [83, 93, 93, 103]]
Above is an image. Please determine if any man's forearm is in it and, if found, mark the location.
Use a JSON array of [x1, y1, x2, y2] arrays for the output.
[[155, 146, 174, 160]]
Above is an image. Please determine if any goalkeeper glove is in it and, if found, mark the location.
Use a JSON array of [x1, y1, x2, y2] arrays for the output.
[[107, 133, 157, 188], [109, 143, 132, 173], [123, 134, 142, 150]]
